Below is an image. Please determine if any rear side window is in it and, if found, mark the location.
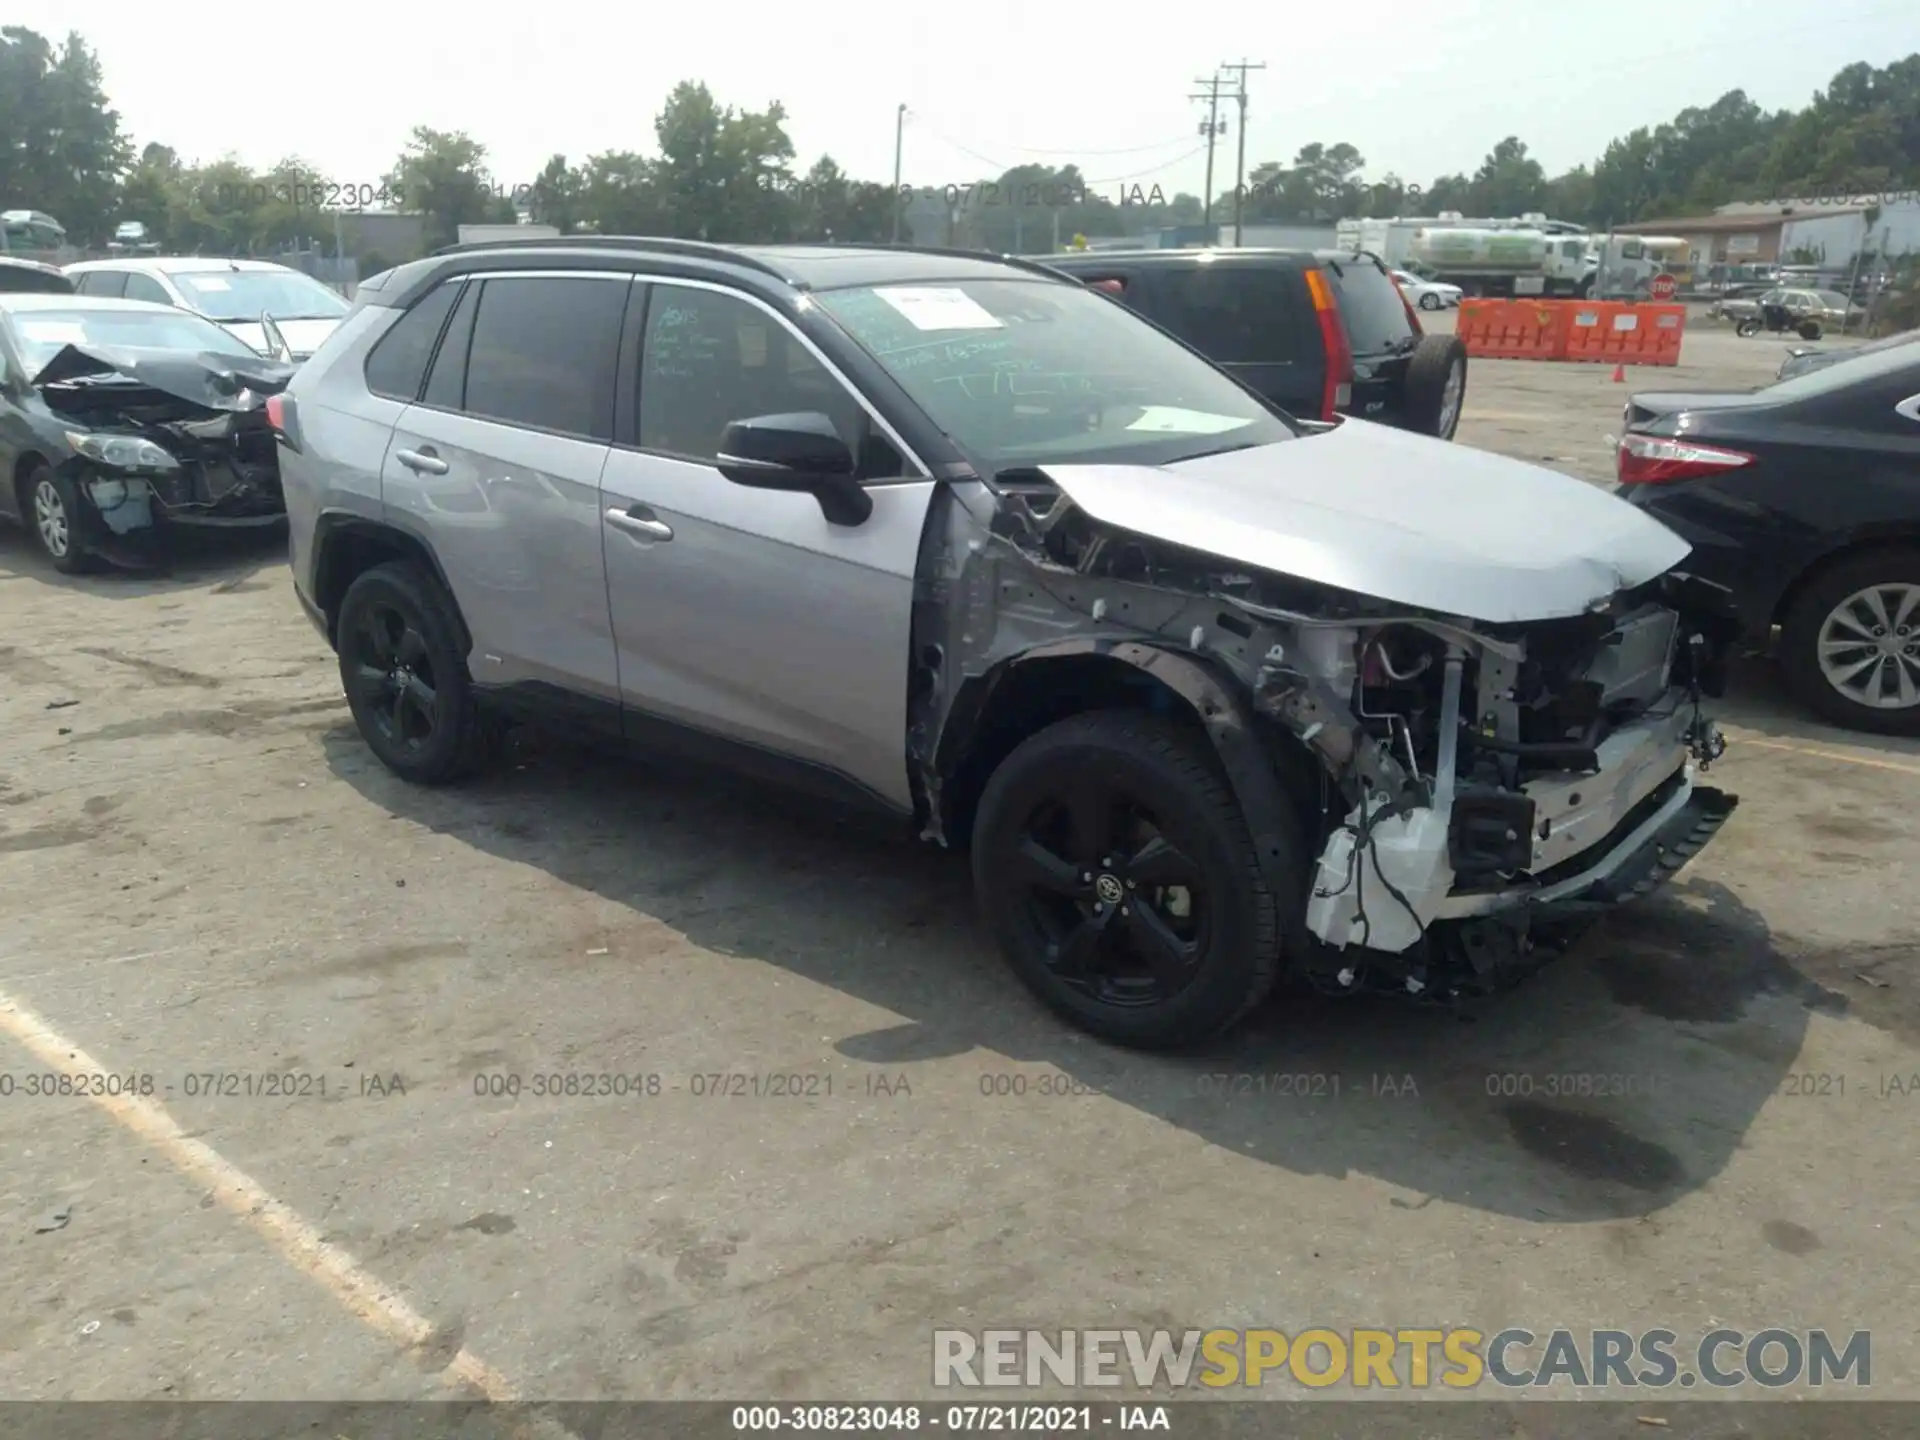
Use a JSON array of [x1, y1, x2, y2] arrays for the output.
[[77, 271, 127, 298], [363, 280, 462, 400], [123, 273, 171, 306], [1151, 265, 1313, 364], [461, 275, 626, 441], [1324, 259, 1414, 354]]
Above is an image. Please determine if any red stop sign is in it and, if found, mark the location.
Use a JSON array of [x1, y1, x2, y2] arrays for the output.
[[1649, 273, 1677, 301]]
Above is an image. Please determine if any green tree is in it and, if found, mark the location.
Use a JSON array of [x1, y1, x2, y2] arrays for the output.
[[528, 153, 583, 232], [0, 27, 129, 243], [385, 127, 513, 250], [651, 81, 798, 241], [1468, 137, 1549, 215]]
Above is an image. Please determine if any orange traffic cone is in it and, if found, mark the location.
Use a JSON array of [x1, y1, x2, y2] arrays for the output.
[[1611, 364, 1626, 383]]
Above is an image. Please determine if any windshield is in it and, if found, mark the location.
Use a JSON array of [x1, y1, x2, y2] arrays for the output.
[[812, 278, 1295, 471], [8, 305, 263, 374], [170, 268, 349, 322]]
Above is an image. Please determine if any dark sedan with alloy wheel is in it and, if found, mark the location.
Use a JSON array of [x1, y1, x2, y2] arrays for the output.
[[1616, 339, 1920, 734]]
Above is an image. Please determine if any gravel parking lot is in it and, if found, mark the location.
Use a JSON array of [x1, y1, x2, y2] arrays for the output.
[[4, 313, 1917, 1425]]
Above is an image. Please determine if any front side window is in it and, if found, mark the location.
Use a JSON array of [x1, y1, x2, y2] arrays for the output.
[[815, 277, 1295, 471], [459, 275, 625, 441], [122, 273, 172, 306], [637, 285, 866, 463]]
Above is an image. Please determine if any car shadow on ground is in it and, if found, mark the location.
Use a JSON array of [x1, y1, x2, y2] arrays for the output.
[[0, 522, 287, 600], [317, 690, 1878, 1226]]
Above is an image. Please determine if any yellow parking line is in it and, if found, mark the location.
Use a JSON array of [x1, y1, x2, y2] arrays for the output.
[[1727, 734, 1920, 777], [0, 988, 520, 1402]]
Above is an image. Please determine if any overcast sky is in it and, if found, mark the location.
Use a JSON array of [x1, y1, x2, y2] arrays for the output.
[[14, 0, 1918, 204]]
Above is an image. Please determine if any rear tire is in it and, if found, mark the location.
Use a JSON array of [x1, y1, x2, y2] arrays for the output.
[[1780, 548, 1920, 737], [1418, 292, 1442, 311], [971, 711, 1296, 1050], [1403, 334, 1469, 440], [336, 561, 498, 783]]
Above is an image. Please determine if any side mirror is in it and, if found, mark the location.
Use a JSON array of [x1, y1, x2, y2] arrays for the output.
[[260, 312, 293, 364], [716, 412, 872, 525]]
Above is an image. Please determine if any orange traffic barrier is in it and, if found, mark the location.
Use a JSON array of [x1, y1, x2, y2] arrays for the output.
[[1455, 298, 1568, 360], [1561, 302, 1687, 367]]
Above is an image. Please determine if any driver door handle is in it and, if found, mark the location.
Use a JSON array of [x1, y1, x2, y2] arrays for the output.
[[396, 447, 449, 475], [606, 503, 674, 542]]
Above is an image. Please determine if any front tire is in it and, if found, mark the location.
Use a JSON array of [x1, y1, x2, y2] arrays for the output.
[[336, 561, 497, 783], [24, 464, 97, 574], [971, 711, 1294, 1049], [1781, 550, 1920, 737], [1736, 318, 1762, 337]]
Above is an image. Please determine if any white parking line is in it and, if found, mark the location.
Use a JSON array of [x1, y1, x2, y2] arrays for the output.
[[0, 986, 520, 1402], [1726, 733, 1920, 778]]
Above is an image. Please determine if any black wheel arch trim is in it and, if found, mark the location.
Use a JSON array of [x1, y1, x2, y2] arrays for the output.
[[932, 638, 1308, 905], [309, 510, 473, 657], [1767, 526, 1920, 632]]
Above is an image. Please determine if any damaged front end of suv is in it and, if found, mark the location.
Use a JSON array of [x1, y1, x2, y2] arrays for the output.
[[909, 423, 1741, 1004], [30, 344, 295, 562]]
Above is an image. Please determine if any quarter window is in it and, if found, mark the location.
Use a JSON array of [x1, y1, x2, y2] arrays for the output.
[[364, 280, 462, 401]]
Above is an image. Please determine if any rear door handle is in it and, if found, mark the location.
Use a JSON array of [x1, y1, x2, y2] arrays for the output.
[[605, 504, 673, 542], [396, 447, 449, 475]]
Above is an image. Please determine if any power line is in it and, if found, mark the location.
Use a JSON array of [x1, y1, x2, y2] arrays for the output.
[[903, 113, 1198, 174]]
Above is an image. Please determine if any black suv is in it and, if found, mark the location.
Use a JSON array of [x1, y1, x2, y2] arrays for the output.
[[1045, 248, 1470, 439]]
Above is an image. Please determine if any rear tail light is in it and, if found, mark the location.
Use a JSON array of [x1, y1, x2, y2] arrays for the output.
[[1304, 267, 1353, 421], [264, 393, 301, 453], [1616, 433, 1754, 485]]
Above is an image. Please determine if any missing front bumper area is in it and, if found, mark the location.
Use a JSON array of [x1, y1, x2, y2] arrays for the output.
[[1309, 784, 1739, 1000]]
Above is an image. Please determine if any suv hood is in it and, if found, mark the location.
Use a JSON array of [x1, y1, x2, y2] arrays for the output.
[[1036, 418, 1690, 623], [31, 343, 296, 414]]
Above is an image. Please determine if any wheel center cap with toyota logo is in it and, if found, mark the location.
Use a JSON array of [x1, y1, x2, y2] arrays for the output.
[[1095, 874, 1125, 905]]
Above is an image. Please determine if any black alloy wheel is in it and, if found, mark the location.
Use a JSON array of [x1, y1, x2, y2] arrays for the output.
[[1011, 784, 1211, 1010], [972, 711, 1294, 1049], [348, 601, 441, 758], [334, 561, 496, 783]]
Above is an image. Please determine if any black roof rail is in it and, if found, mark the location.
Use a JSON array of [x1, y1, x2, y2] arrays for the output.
[[428, 233, 793, 280]]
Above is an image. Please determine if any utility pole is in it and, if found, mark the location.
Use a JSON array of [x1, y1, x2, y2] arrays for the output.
[[1220, 58, 1264, 247], [890, 104, 907, 243], [1190, 74, 1228, 237]]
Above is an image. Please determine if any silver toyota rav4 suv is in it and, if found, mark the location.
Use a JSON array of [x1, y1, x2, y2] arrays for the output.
[[277, 237, 1739, 1049]]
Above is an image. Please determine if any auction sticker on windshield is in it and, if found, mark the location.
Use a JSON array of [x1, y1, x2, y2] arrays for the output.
[[878, 287, 1003, 331], [1126, 406, 1251, 434], [18, 320, 87, 345]]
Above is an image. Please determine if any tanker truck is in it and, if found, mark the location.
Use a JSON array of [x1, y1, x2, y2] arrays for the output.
[[1334, 213, 1586, 272], [1405, 225, 1595, 298]]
